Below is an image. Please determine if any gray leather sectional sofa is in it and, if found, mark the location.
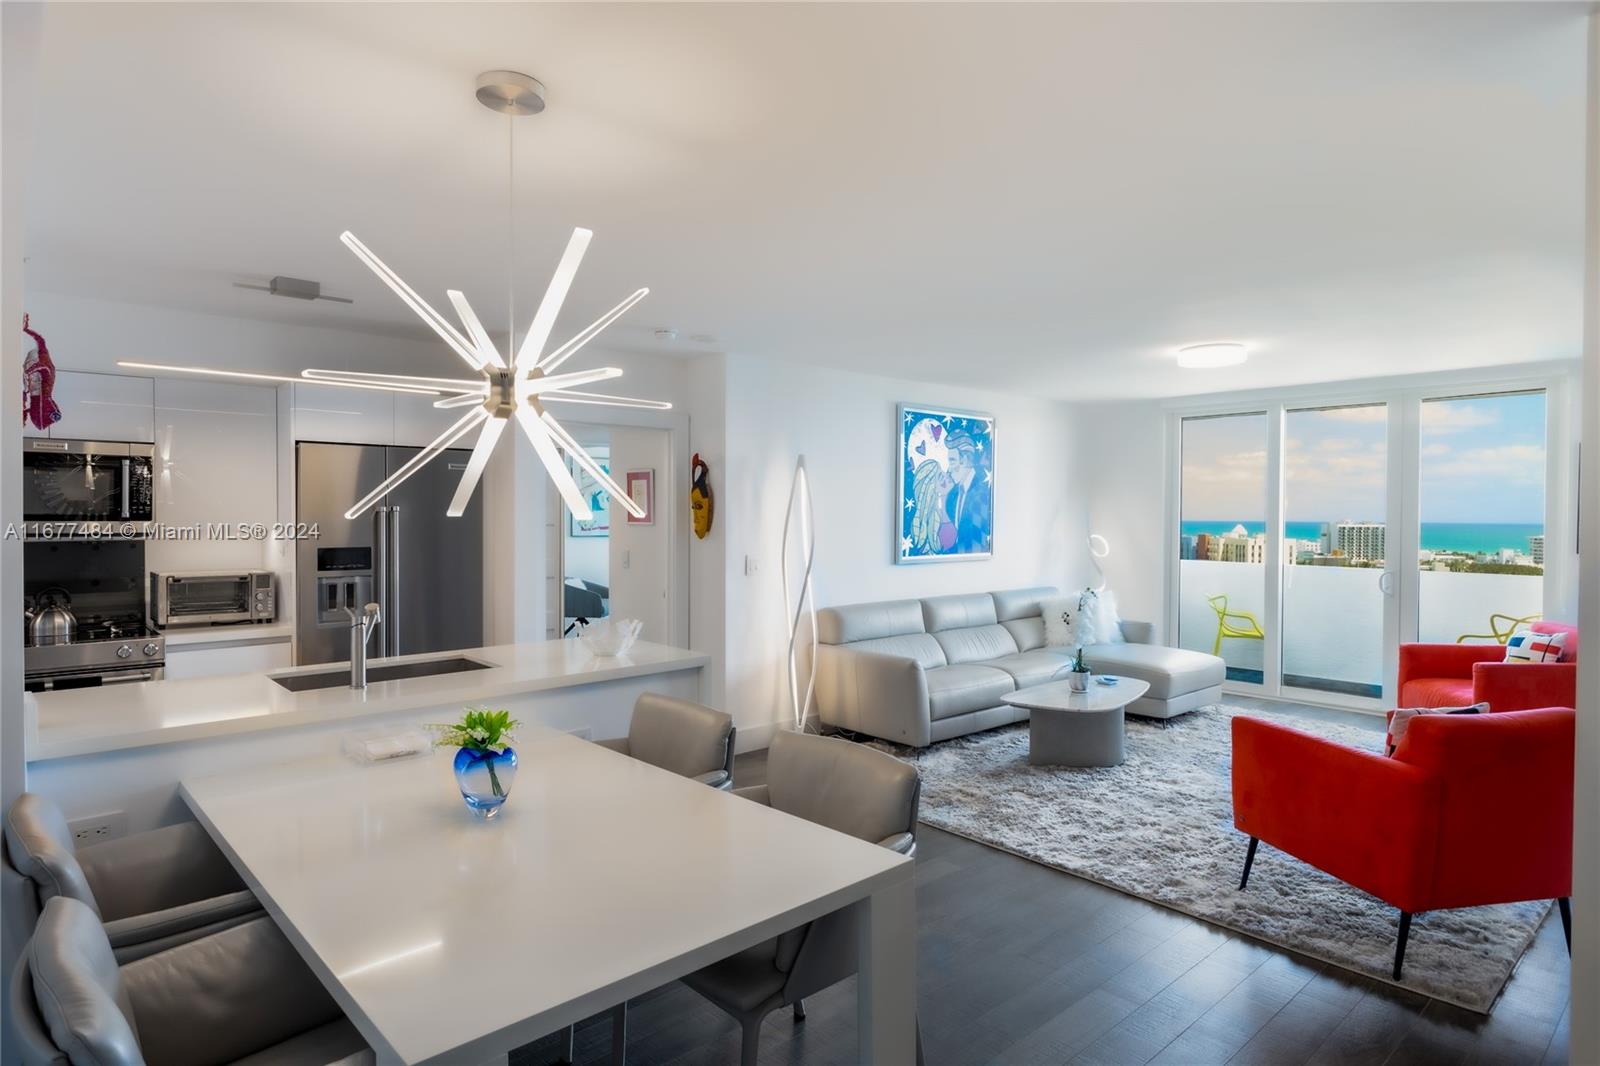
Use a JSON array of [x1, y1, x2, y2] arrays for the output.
[[814, 586, 1225, 747]]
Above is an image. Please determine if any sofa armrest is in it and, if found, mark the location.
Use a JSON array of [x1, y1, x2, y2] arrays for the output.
[[77, 821, 246, 923], [1471, 662, 1577, 712], [814, 645, 931, 747], [1119, 620, 1155, 645], [1398, 642, 1504, 688], [1232, 716, 1440, 912]]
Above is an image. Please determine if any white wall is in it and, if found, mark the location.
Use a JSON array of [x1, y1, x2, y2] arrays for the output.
[[717, 355, 1083, 747], [606, 427, 672, 643], [1071, 401, 1170, 638]]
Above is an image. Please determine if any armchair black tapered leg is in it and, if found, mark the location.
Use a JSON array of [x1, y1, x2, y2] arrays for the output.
[[1559, 898, 1572, 953], [1238, 836, 1259, 890], [792, 999, 806, 1022], [1393, 911, 1412, 981]]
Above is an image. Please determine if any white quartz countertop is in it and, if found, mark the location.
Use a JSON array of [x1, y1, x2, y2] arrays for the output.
[[162, 622, 295, 647], [27, 640, 709, 762]]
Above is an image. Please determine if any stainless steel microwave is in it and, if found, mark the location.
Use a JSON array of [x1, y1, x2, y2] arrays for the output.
[[150, 570, 277, 628], [23, 439, 155, 538]]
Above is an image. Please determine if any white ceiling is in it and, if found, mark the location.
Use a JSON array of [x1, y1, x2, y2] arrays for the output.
[[24, 2, 1591, 399]]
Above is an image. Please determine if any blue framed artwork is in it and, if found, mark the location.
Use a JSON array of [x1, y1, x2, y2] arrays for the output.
[[568, 448, 611, 538], [897, 404, 995, 564]]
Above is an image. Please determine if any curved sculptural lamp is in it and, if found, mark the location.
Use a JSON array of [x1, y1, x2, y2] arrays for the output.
[[782, 456, 818, 732], [1089, 532, 1111, 592]]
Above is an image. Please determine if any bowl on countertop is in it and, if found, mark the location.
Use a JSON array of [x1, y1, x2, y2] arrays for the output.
[[578, 618, 642, 658]]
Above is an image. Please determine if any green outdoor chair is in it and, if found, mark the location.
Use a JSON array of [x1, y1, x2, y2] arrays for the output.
[[1207, 594, 1265, 657]]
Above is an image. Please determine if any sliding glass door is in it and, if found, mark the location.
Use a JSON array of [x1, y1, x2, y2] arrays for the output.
[[1170, 383, 1554, 709], [1281, 404, 1389, 700], [1417, 392, 1547, 644], [1177, 413, 1268, 685]]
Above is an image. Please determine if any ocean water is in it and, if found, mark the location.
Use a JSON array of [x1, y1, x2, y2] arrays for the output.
[[1179, 521, 1543, 556]]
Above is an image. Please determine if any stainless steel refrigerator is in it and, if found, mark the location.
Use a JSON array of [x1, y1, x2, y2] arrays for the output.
[[294, 442, 483, 665]]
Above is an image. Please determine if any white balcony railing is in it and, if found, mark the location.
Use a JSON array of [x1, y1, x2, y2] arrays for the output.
[[1177, 559, 1544, 699]]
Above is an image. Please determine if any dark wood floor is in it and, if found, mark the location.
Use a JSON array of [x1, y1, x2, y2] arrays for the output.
[[516, 702, 1572, 1066]]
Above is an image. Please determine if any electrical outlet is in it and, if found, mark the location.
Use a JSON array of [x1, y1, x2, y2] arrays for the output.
[[745, 555, 760, 576], [69, 812, 128, 845]]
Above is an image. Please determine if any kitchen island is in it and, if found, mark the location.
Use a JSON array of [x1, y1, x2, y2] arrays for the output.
[[26, 639, 709, 833]]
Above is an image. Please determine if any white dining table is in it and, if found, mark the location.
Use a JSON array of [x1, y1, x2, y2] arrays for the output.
[[179, 726, 917, 1065]]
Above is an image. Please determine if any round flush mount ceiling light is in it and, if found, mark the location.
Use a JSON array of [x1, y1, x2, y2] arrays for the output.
[[1176, 342, 1248, 369]]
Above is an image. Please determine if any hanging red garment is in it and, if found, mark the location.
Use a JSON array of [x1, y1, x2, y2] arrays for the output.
[[22, 313, 61, 432]]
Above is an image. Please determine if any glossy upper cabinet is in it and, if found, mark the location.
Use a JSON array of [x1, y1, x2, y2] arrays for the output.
[[24, 372, 155, 442], [291, 385, 460, 447]]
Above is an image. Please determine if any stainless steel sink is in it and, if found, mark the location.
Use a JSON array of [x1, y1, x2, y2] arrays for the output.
[[271, 656, 492, 692]]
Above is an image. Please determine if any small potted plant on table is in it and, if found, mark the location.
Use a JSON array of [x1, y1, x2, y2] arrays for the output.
[[1067, 647, 1092, 692], [435, 707, 520, 819]]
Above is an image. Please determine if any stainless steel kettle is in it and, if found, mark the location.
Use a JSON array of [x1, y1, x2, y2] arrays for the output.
[[30, 587, 75, 646]]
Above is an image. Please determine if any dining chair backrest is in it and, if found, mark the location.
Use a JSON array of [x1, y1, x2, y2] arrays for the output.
[[764, 730, 920, 847], [12, 897, 142, 1066], [3, 794, 99, 916], [627, 693, 735, 780]]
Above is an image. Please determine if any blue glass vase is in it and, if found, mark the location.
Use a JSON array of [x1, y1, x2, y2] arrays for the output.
[[452, 746, 518, 818]]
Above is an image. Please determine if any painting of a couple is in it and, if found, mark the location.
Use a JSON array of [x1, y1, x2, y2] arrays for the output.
[[897, 404, 995, 563]]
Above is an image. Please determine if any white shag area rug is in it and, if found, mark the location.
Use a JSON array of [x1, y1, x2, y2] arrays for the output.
[[878, 705, 1550, 1013]]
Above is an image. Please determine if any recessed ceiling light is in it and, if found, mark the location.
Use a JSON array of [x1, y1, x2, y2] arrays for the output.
[[1176, 342, 1248, 369]]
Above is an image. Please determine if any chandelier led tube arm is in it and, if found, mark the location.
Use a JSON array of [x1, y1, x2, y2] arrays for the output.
[[446, 417, 507, 517], [540, 390, 674, 411], [525, 366, 623, 395], [514, 407, 592, 518], [540, 411, 646, 518], [340, 232, 483, 370], [434, 391, 491, 410], [301, 369, 484, 390], [537, 287, 650, 373], [343, 408, 488, 520], [446, 290, 505, 369], [117, 362, 443, 395], [514, 227, 592, 371]]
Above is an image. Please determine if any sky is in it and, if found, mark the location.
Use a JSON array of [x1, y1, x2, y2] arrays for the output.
[[1181, 392, 1546, 524]]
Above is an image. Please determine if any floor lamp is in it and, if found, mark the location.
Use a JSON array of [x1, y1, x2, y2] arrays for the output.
[[782, 455, 817, 732]]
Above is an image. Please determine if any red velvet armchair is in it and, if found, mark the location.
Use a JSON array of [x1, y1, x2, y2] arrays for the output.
[[1232, 708, 1574, 980], [1397, 621, 1578, 711]]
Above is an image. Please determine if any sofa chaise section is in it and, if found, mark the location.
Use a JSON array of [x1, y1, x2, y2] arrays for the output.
[[814, 586, 1224, 747]]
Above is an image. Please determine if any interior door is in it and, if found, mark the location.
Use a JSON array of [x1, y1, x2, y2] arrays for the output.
[[384, 446, 483, 656]]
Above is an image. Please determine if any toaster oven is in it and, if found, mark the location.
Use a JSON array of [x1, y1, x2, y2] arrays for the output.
[[149, 570, 276, 628]]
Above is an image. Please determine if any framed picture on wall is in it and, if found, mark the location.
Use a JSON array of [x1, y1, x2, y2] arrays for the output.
[[896, 403, 995, 564], [569, 448, 611, 537], [625, 469, 655, 525]]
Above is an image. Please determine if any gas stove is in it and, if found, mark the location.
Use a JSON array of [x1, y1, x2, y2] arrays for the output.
[[25, 612, 165, 691]]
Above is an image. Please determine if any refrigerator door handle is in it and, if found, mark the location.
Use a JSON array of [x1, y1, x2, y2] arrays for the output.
[[388, 506, 401, 657], [374, 506, 390, 656]]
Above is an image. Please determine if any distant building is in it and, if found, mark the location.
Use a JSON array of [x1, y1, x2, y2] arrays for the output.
[[1529, 535, 1544, 565], [1179, 534, 1197, 560], [1195, 533, 1219, 561], [1219, 524, 1265, 563], [1326, 521, 1385, 563]]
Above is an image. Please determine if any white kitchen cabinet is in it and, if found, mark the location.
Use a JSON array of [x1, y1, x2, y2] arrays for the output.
[[163, 638, 291, 681], [290, 383, 393, 445], [44, 372, 155, 442]]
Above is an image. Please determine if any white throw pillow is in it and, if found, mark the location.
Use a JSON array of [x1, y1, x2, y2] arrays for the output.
[[1074, 588, 1125, 646], [1040, 596, 1081, 648]]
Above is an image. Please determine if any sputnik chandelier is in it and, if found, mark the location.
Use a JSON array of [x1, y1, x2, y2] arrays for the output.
[[125, 70, 669, 524]]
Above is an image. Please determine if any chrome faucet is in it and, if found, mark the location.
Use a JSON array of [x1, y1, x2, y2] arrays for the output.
[[345, 602, 381, 689]]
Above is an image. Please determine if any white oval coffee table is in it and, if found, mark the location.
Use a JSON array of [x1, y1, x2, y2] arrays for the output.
[[1002, 675, 1151, 767]]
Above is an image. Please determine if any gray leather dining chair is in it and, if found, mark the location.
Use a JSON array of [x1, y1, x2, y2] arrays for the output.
[[3, 793, 260, 967], [595, 692, 737, 790], [679, 730, 921, 1066], [12, 895, 373, 1066]]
